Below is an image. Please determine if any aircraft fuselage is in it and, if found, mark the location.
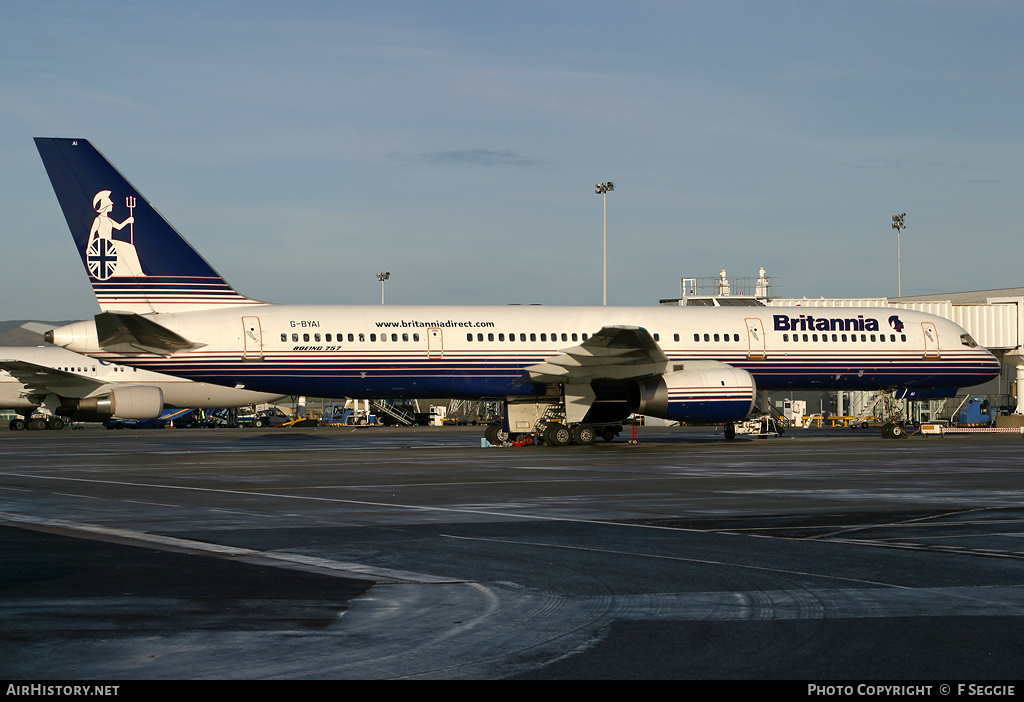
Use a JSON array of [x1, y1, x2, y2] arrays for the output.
[[49, 303, 1000, 399]]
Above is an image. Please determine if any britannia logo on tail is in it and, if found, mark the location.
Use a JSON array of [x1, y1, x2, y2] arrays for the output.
[[86, 190, 146, 280]]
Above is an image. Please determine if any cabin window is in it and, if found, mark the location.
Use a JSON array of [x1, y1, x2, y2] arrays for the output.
[[413, 333, 420, 342], [325, 334, 332, 342], [561, 333, 568, 341], [391, 333, 398, 342], [572, 333, 578, 341], [488, 333, 494, 341], [348, 334, 354, 342], [901, 334, 906, 342], [694, 333, 700, 342], [540, 333, 547, 342], [281, 333, 287, 342], [783, 334, 789, 342], [509, 333, 515, 343], [530, 333, 536, 342], [370, 334, 376, 342], [498, 333, 505, 342], [467, 333, 473, 341], [292, 333, 299, 342], [314, 334, 321, 342]]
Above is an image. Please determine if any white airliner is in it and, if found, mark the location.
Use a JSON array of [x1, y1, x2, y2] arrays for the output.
[[34, 138, 1000, 443], [1, 345, 283, 430]]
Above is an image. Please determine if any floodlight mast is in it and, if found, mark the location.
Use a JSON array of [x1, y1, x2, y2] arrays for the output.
[[377, 271, 390, 304], [891, 213, 906, 297], [596, 182, 614, 305]]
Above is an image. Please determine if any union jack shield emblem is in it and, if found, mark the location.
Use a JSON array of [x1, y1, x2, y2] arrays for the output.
[[86, 238, 118, 280]]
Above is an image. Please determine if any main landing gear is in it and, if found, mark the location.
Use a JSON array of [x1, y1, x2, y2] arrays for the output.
[[485, 422, 620, 447], [9, 415, 67, 431]]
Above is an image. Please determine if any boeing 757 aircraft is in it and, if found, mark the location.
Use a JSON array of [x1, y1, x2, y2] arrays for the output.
[[0, 345, 283, 430], [34, 138, 1000, 443]]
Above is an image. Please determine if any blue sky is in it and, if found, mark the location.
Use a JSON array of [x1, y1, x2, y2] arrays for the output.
[[2, 1, 1022, 320]]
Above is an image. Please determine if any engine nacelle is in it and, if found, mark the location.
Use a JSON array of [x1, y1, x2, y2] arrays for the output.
[[45, 319, 101, 353], [630, 364, 756, 424], [78, 386, 164, 419]]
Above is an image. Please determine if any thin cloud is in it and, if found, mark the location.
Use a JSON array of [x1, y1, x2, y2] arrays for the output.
[[391, 149, 545, 167]]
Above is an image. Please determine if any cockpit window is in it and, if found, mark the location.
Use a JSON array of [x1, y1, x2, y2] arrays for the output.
[[960, 333, 978, 348]]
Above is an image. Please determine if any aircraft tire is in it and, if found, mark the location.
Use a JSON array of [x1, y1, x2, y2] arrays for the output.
[[601, 425, 618, 442], [890, 423, 907, 439], [47, 417, 66, 430], [485, 424, 509, 445], [9, 418, 25, 431], [28, 418, 48, 431], [544, 423, 572, 447], [572, 425, 596, 445]]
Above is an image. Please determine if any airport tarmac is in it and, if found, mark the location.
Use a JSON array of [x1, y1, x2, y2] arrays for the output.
[[2, 424, 1024, 680]]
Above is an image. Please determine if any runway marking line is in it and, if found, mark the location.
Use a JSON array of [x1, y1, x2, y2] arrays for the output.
[[0, 511, 464, 586]]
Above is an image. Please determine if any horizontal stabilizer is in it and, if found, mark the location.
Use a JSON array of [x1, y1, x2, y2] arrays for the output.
[[95, 312, 204, 355]]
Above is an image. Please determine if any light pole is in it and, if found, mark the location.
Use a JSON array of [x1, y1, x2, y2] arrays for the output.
[[595, 182, 614, 305], [377, 271, 390, 304], [891, 213, 906, 297]]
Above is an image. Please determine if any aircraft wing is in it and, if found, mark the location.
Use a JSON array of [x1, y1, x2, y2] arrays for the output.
[[522, 325, 670, 384], [521, 326, 672, 423], [0, 359, 107, 398]]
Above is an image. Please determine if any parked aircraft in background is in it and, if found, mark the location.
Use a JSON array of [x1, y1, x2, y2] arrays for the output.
[[35, 138, 1000, 443], [0, 345, 283, 430]]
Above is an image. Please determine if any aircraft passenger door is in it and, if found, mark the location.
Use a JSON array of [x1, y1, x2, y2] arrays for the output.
[[427, 327, 443, 359], [922, 321, 940, 359], [242, 316, 264, 361], [745, 318, 766, 359]]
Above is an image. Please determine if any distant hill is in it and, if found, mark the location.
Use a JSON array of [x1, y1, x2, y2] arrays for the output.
[[0, 320, 77, 347]]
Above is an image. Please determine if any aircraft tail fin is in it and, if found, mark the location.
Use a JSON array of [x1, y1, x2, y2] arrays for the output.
[[34, 138, 263, 313]]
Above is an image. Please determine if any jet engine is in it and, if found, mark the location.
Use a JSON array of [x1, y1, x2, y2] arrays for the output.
[[78, 386, 164, 419], [629, 364, 756, 424]]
